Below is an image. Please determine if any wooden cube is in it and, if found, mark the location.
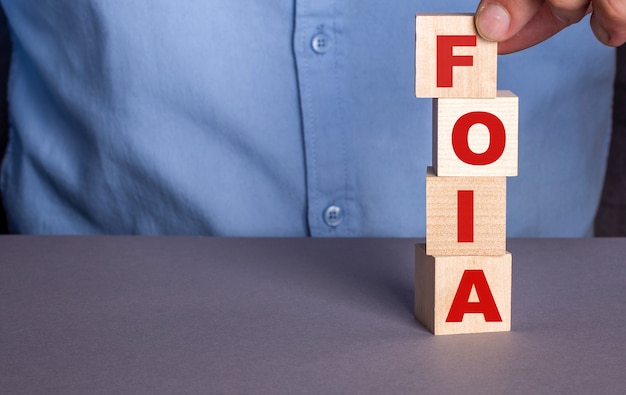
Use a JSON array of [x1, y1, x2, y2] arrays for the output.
[[433, 91, 518, 177], [426, 167, 506, 256], [415, 14, 497, 98], [415, 244, 512, 335]]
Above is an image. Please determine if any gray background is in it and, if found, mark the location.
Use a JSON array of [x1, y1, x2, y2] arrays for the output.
[[2, 236, 626, 394]]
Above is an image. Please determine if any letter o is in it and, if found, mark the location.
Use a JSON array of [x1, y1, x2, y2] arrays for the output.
[[451, 111, 506, 165]]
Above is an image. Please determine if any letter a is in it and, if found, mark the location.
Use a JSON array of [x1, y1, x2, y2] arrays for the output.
[[446, 270, 502, 322]]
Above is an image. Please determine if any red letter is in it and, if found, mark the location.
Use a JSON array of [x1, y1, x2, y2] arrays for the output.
[[446, 270, 502, 322], [457, 190, 474, 243], [452, 111, 506, 165], [436, 35, 476, 88]]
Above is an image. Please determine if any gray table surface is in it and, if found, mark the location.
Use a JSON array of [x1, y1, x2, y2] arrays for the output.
[[1, 236, 626, 394]]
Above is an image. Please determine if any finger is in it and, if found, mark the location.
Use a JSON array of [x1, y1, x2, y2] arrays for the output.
[[589, 0, 626, 46], [475, 0, 544, 42], [546, 0, 590, 23], [497, 2, 588, 53]]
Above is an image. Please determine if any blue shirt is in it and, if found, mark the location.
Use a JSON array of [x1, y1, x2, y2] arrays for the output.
[[0, 1, 615, 236]]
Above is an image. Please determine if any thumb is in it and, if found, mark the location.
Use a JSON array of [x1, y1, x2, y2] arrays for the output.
[[475, 0, 543, 41], [476, 0, 579, 53]]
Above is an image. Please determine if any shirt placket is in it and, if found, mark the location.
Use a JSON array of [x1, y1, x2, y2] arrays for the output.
[[293, 0, 359, 236]]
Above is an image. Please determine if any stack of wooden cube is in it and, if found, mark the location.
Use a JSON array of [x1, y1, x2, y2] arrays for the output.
[[414, 14, 518, 335]]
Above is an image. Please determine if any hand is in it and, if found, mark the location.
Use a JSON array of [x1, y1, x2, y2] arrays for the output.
[[475, 0, 626, 54]]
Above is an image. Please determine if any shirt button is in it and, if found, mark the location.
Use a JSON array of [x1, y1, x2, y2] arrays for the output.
[[311, 33, 332, 54], [323, 205, 343, 227]]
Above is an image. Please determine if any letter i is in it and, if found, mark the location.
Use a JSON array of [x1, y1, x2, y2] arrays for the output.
[[457, 190, 474, 242]]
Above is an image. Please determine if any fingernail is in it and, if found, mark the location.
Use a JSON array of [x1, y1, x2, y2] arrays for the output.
[[476, 3, 511, 41], [591, 22, 611, 45], [551, 10, 569, 24]]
